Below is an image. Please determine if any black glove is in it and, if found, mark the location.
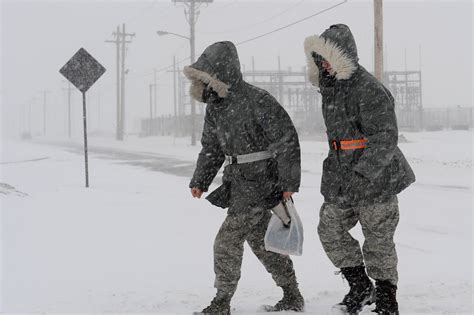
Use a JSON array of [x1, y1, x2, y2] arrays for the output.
[[206, 182, 231, 209]]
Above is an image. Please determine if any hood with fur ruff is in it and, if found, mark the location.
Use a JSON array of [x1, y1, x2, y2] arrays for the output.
[[304, 24, 359, 87], [183, 41, 242, 102]]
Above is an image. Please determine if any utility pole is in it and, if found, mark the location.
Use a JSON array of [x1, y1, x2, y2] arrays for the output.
[[19, 106, 23, 137], [106, 24, 134, 141], [67, 83, 72, 138], [374, 0, 384, 82], [147, 79, 160, 136], [189, 1, 197, 146], [252, 56, 256, 83], [20, 104, 25, 136], [28, 99, 32, 136], [404, 48, 409, 110], [278, 56, 283, 103], [62, 82, 73, 138], [40, 90, 50, 136], [418, 44, 423, 110], [105, 26, 122, 140], [154, 68, 158, 119], [173, 0, 213, 145], [177, 62, 184, 136], [173, 56, 178, 137], [149, 83, 153, 135], [97, 85, 102, 133], [167, 57, 180, 137], [120, 23, 135, 140]]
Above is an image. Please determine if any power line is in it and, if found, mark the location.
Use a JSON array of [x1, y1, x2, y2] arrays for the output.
[[127, 35, 189, 80], [237, 0, 348, 45], [198, 0, 306, 35], [125, 0, 174, 25], [204, 0, 238, 11], [132, 0, 347, 79]]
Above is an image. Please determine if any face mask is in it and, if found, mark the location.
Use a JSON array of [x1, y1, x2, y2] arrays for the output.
[[312, 52, 336, 87], [202, 85, 221, 103]]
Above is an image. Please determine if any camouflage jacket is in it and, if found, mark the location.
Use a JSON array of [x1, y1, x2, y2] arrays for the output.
[[304, 24, 415, 207], [185, 41, 301, 212]]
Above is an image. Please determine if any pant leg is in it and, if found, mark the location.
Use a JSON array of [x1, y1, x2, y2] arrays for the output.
[[358, 197, 399, 285], [318, 202, 364, 268], [213, 212, 252, 296], [246, 209, 298, 288]]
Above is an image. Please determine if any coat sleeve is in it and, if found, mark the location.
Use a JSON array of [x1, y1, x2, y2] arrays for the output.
[[256, 94, 301, 192], [189, 106, 225, 191], [353, 83, 398, 181]]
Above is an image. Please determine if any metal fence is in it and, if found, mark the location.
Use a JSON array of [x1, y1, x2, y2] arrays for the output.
[[141, 106, 473, 138], [419, 106, 474, 131], [140, 65, 471, 136]]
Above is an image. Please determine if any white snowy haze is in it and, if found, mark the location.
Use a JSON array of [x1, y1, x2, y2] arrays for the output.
[[1, 0, 473, 137], [0, 0, 473, 314]]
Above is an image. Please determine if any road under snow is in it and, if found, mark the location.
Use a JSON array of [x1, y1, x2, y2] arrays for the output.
[[1, 130, 472, 314]]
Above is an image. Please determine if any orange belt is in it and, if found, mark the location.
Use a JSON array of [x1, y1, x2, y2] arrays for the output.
[[332, 138, 368, 151]]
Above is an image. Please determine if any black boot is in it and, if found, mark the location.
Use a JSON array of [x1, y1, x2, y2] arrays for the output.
[[333, 266, 375, 315], [194, 291, 231, 315], [263, 284, 305, 312], [373, 280, 399, 315]]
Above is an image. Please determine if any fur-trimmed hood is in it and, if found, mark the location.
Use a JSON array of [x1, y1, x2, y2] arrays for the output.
[[184, 41, 242, 102], [304, 24, 359, 87]]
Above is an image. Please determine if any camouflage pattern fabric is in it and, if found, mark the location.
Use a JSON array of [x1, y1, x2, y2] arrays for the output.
[[213, 207, 298, 296], [186, 41, 301, 212], [185, 40, 301, 301], [318, 196, 399, 285], [304, 24, 415, 208]]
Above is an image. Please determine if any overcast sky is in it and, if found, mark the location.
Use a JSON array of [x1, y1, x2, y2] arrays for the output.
[[1, 0, 473, 138]]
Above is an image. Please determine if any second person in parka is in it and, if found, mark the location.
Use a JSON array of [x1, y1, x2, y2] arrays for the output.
[[304, 24, 415, 315], [185, 41, 304, 314]]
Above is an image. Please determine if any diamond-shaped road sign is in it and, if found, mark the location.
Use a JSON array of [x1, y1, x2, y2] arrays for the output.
[[59, 48, 106, 93], [59, 48, 105, 188]]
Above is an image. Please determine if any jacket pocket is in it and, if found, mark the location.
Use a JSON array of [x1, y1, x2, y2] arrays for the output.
[[233, 159, 279, 204], [321, 156, 340, 200], [389, 150, 415, 194]]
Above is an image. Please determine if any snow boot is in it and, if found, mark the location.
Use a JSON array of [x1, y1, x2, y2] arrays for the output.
[[373, 280, 399, 315], [262, 284, 305, 312], [194, 291, 231, 315], [332, 266, 375, 315]]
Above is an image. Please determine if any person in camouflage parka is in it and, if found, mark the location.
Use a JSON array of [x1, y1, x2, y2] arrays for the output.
[[185, 41, 304, 314], [304, 24, 415, 315]]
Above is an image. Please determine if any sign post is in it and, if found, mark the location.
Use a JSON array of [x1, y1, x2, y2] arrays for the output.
[[59, 48, 106, 188]]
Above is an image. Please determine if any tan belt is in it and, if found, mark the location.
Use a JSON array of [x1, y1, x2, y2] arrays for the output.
[[224, 151, 274, 165]]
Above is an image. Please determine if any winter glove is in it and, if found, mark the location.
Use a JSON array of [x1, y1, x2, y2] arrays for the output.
[[206, 182, 231, 209]]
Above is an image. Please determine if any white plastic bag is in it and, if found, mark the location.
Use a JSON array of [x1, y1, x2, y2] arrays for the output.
[[264, 199, 304, 256]]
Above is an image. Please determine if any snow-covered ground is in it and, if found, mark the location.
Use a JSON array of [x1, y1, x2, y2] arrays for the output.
[[1, 130, 473, 314]]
